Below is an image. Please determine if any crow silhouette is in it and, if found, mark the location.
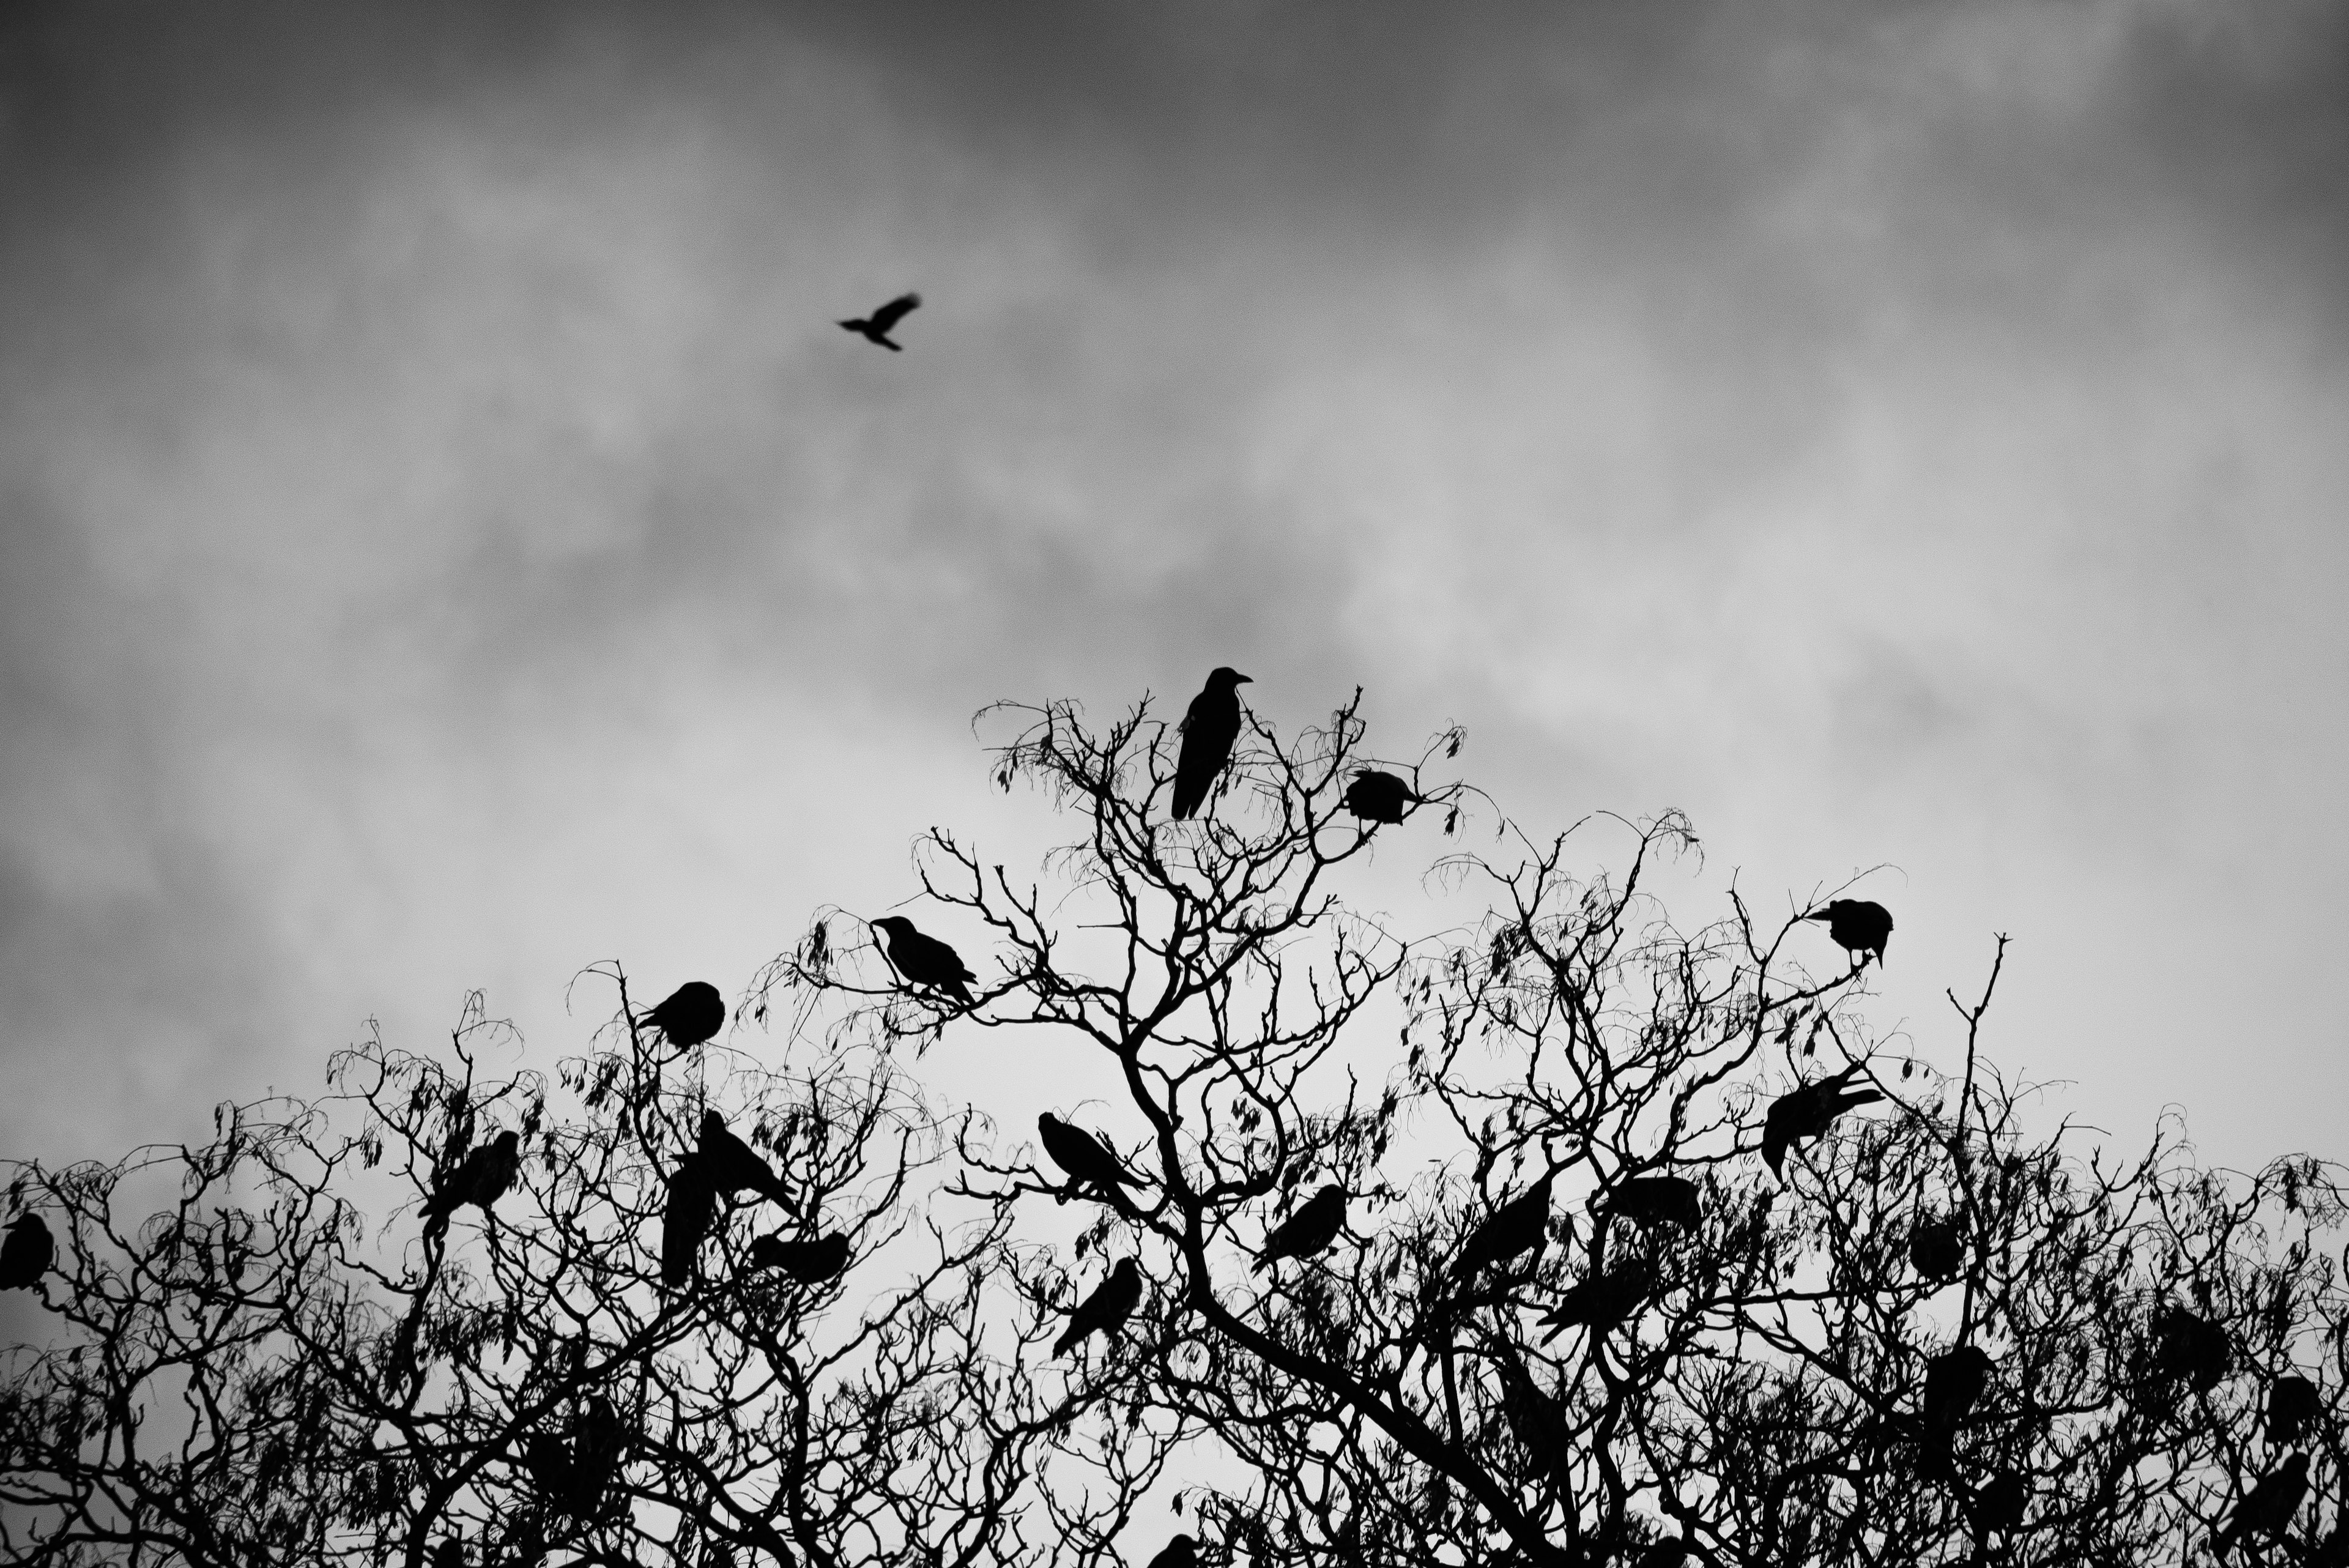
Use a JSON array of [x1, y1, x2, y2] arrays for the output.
[[1055, 1257, 1141, 1356], [431, 1539, 465, 1568], [1921, 1344, 1993, 1446], [1805, 899, 1893, 967], [2268, 1375, 2323, 1446], [1971, 1471, 2027, 1534], [838, 292, 920, 351], [1145, 1536, 1198, 1568], [1039, 1114, 1140, 1217], [871, 916, 977, 1005], [0, 1213, 52, 1290], [699, 1112, 789, 1208], [1761, 1066, 1883, 1176], [1256, 1184, 1347, 1273], [565, 1395, 627, 1518], [637, 982, 725, 1047], [2217, 1451, 2309, 1556], [1170, 667, 1250, 820], [1909, 1212, 1964, 1280], [661, 1154, 717, 1288], [2147, 1304, 2231, 1393], [1453, 1172, 1554, 1282], [1342, 770, 1414, 825], [421, 1131, 522, 1239], [1500, 1358, 1571, 1464], [1598, 1176, 1699, 1232], [1535, 1259, 1655, 1344], [746, 1231, 851, 1285]]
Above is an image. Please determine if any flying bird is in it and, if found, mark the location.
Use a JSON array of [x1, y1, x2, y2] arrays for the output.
[[838, 291, 921, 351], [1145, 1536, 1198, 1568], [2216, 1451, 2310, 1556], [662, 1154, 718, 1288], [870, 916, 977, 1006], [1039, 1114, 1141, 1217], [1055, 1257, 1142, 1356], [1760, 1066, 1883, 1176], [699, 1112, 790, 1208], [1170, 667, 1251, 820], [746, 1232, 851, 1285], [1597, 1176, 1700, 1232], [1452, 1172, 1554, 1282], [1535, 1259, 1655, 1344], [420, 1130, 522, 1238], [637, 982, 726, 1048], [1342, 770, 1415, 825], [2267, 1375, 2322, 1447], [0, 1213, 53, 1290], [1255, 1184, 1347, 1273], [1804, 899, 1893, 968], [1909, 1213, 1964, 1281]]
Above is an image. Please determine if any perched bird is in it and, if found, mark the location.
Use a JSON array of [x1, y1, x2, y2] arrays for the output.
[[1341, 770, 1414, 825], [636, 982, 726, 1049], [524, 1432, 573, 1505], [1255, 1184, 1347, 1273], [838, 292, 921, 351], [1452, 1172, 1554, 1282], [661, 1154, 718, 1288], [870, 917, 977, 1006], [1145, 1536, 1198, 1568], [2217, 1451, 2310, 1556], [1170, 667, 1252, 820], [1055, 1257, 1142, 1356], [566, 1395, 627, 1515], [1921, 1345, 1994, 1446], [1760, 1066, 1883, 1176], [746, 1232, 851, 1285], [1535, 1259, 1655, 1344], [1, 1213, 54, 1290], [2147, 1305, 2232, 1393], [431, 1539, 466, 1568], [1039, 1114, 1141, 1218], [2267, 1374, 2323, 1446], [1971, 1471, 2028, 1534], [1804, 899, 1893, 968], [420, 1131, 523, 1239], [1500, 1359, 1571, 1465], [699, 1112, 789, 1208], [1909, 1213, 1964, 1281], [1598, 1176, 1700, 1232]]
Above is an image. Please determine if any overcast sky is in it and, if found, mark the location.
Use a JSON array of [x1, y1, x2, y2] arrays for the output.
[[2, 0, 2344, 1174]]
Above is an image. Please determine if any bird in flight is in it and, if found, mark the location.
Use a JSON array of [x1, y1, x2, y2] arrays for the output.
[[1055, 1257, 1142, 1356], [1760, 1066, 1883, 1176], [839, 292, 921, 351], [1342, 770, 1415, 825], [1255, 1184, 1347, 1273], [1039, 1114, 1141, 1218], [1170, 667, 1251, 820], [746, 1231, 851, 1285], [871, 916, 978, 1006], [1, 1213, 53, 1290], [420, 1129, 523, 1239], [1452, 1172, 1554, 1282], [1804, 899, 1893, 968], [637, 982, 727, 1048]]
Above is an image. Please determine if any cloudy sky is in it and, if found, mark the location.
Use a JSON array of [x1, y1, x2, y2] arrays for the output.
[[2, 0, 2343, 1173]]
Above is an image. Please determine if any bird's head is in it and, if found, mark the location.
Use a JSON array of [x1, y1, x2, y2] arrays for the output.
[[1208, 666, 1253, 689], [871, 916, 914, 938], [701, 1109, 728, 1134], [1802, 903, 1843, 923], [1114, 1257, 1141, 1283], [1038, 1113, 1063, 1135], [494, 1130, 521, 1153]]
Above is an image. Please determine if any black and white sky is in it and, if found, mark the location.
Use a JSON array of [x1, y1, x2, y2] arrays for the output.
[[3, 1, 2345, 1168]]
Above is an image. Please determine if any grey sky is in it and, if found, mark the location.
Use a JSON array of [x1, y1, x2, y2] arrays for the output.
[[2, 0, 2344, 1169]]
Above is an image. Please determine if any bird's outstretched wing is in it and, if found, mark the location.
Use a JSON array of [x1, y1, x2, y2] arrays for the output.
[[869, 293, 921, 332]]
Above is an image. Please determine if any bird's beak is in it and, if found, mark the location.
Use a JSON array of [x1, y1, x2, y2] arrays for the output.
[[1236, 673, 1254, 684], [1801, 910, 1827, 922]]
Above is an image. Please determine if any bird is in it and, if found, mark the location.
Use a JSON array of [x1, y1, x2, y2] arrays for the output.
[[1760, 1066, 1883, 1176], [636, 982, 726, 1048], [661, 1154, 718, 1288], [1145, 1536, 1198, 1568], [431, 1539, 466, 1568], [524, 1431, 573, 1506], [1452, 1172, 1554, 1282], [2147, 1305, 2231, 1393], [1169, 667, 1251, 820], [1341, 770, 1414, 825], [1, 1213, 54, 1290], [1534, 1259, 1655, 1344], [870, 916, 977, 1006], [1804, 899, 1893, 968], [746, 1232, 851, 1285], [1039, 1114, 1141, 1217], [566, 1395, 627, 1515], [699, 1112, 790, 1208], [1920, 1345, 1993, 1447], [1909, 1213, 1964, 1281], [2267, 1375, 2323, 1446], [1971, 1471, 2028, 1533], [2216, 1451, 2309, 1555], [1597, 1176, 1700, 1232], [420, 1131, 523, 1239], [1255, 1184, 1347, 1273], [1500, 1359, 1571, 1465], [838, 292, 921, 351], [1055, 1257, 1142, 1356]]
